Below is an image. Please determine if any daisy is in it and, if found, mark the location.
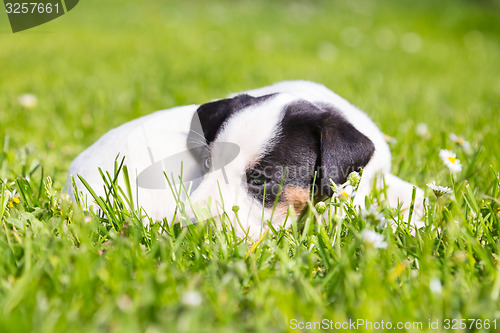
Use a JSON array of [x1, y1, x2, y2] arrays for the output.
[[18, 93, 38, 109], [181, 290, 202, 307], [361, 229, 388, 249], [416, 123, 430, 138], [426, 181, 453, 197], [7, 189, 21, 208], [361, 205, 387, 229], [384, 134, 397, 145], [461, 141, 472, 155], [449, 133, 472, 154], [429, 277, 442, 295], [333, 184, 354, 201], [439, 149, 462, 173]]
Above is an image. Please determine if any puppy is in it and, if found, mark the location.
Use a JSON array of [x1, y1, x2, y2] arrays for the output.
[[67, 81, 424, 239]]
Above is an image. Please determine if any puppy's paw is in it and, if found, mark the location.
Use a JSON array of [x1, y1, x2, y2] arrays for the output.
[[382, 173, 425, 231]]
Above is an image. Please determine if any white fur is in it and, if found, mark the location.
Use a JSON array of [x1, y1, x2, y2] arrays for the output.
[[67, 105, 200, 222], [67, 81, 424, 238]]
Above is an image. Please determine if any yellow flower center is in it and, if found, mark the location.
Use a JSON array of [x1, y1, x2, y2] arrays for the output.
[[341, 191, 350, 198], [13, 196, 21, 204], [447, 156, 456, 164]]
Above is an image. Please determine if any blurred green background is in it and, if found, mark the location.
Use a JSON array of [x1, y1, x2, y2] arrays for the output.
[[1, 0, 499, 189]]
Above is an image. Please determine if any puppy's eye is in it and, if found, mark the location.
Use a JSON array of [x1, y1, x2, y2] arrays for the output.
[[203, 157, 210, 172], [247, 174, 271, 186]]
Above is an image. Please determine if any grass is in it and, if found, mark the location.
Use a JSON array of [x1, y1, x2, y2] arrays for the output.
[[1, 0, 500, 332]]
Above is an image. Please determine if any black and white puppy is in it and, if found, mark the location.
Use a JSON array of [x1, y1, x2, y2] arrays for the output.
[[67, 81, 424, 239]]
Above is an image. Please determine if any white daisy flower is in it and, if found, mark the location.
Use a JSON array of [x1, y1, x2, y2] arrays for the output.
[[18, 93, 38, 109], [429, 278, 442, 295], [461, 141, 472, 155], [361, 229, 388, 249], [426, 182, 453, 197], [361, 205, 387, 229], [7, 189, 18, 199], [416, 123, 430, 138], [384, 134, 397, 145], [439, 149, 462, 173], [116, 294, 133, 311], [333, 184, 354, 201], [181, 290, 202, 307], [450, 133, 472, 154], [6, 189, 21, 208]]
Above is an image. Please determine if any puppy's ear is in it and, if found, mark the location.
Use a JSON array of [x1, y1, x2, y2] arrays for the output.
[[186, 94, 254, 162], [187, 93, 275, 163], [189, 94, 274, 145], [283, 101, 375, 197], [316, 107, 375, 196]]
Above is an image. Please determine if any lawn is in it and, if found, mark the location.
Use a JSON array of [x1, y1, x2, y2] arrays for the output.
[[1, 0, 500, 332]]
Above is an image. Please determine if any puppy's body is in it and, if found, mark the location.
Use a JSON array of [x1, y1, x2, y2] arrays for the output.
[[68, 104, 199, 219], [68, 81, 423, 238]]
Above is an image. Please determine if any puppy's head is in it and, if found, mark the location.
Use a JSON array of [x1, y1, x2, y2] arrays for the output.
[[186, 93, 375, 238]]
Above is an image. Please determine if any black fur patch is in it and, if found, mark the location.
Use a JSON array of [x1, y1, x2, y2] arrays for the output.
[[187, 94, 275, 166], [315, 102, 375, 195], [189, 94, 275, 146], [246, 100, 375, 207]]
